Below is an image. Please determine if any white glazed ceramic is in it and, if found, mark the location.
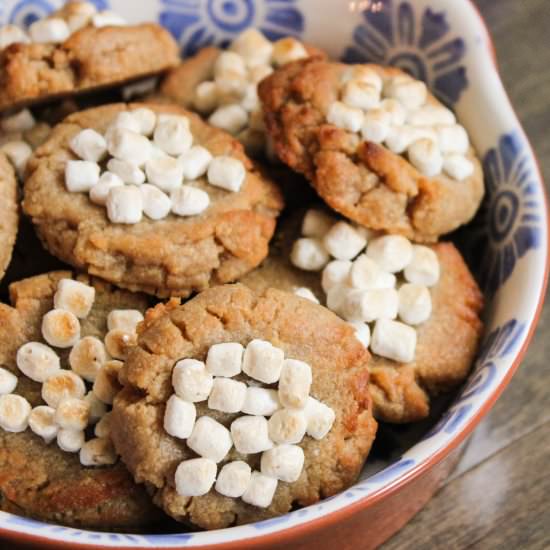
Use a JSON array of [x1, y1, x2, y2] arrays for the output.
[[0, 0, 547, 548]]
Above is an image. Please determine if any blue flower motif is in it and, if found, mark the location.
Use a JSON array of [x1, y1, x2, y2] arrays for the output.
[[158, 0, 305, 57], [342, 0, 467, 105]]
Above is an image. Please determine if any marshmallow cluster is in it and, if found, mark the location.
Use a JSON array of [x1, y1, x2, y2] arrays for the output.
[[65, 108, 247, 223], [326, 66, 474, 181], [0, 278, 144, 467], [290, 210, 441, 363], [167, 340, 335, 508]]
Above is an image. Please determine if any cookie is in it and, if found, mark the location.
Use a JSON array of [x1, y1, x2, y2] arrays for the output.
[[0, 271, 168, 530], [111, 284, 377, 529], [23, 103, 284, 298], [259, 59, 485, 242], [0, 153, 18, 282]]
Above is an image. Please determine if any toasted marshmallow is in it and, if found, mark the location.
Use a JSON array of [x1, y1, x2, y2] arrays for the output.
[[231, 415, 272, 454], [0, 25, 30, 49], [408, 138, 443, 177], [175, 457, 217, 496], [349, 321, 371, 348], [408, 104, 456, 127], [104, 329, 137, 360], [208, 377, 247, 414], [172, 359, 213, 402], [278, 359, 312, 409], [384, 125, 420, 154], [69, 336, 107, 382], [107, 158, 146, 185], [89, 172, 124, 205], [179, 146, 213, 180], [107, 128, 152, 166], [80, 437, 118, 466], [163, 394, 196, 439], [187, 416, 233, 462], [380, 99, 407, 126], [366, 235, 413, 273], [42, 309, 80, 348], [385, 76, 427, 110], [242, 339, 284, 384], [325, 284, 349, 317], [29, 405, 58, 443], [268, 409, 307, 445], [293, 287, 320, 304], [84, 391, 107, 424], [327, 101, 364, 133], [1, 141, 33, 178], [349, 255, 396, 290], [301, 209, 335, 238], [42, 371, 86, 408], [361, 109, 392, 143], [57, 428, 85, 453], [1, 109, 35, 133], [92, 360, 123, 404], [54, 278, 95, 318], [323, 221, 367, 261], [371, 319, 417, 363], [290, 238, 330, 271], [55, 397, 90, 431], [215, 460, 252, 498], [65, 2, 97, 32], [29, 18, 70, 43], [94, 410, 112, 437], [0, 368, 17, 395], [106, 185, 143, 224], [303, 397, 336, 440], [194, 81, 219, 114], [242, 471, 278, 508], [443, 154, 474, 181], [404, 245, 440, 287], [207, 155, 246, 192], [0, 394, 31, 432], [341, 65, 383, 92], [272, 37, 308, 66], [145, 156, 184, 192], [206, 342, 243, 377], [342, 287, 399, 323], [65, 160, 100, 192], [230, 28, 273, 67], [436, 124, 469, 155], [16, 342, 60, 382], [398, 283, 432, 325], [107, 309, 144, 333], [241, 387, 280, 416], [140, 184, 172, 220], [342, 79, 380, 110], [171, 185, 210, 216], [214, 50, 247, 78], [154, 117, 193, 156], [69, 129, 107, 162], [321, 260, 352, 293], [92, 10, 127, 27], [261, 444, 305, 483]]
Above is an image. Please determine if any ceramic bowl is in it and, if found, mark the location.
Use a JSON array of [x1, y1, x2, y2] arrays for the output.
[[0, 0, 548, 548]]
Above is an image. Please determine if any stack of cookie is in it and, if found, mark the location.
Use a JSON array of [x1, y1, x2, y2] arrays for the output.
[[0, 1, 483, 533]]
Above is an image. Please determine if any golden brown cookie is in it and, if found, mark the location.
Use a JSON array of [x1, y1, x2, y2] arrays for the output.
[[259, 59, 485, 242], [0, 153, 18, 282], [23, 103, 284, 298], [111, 284, 377, 529]]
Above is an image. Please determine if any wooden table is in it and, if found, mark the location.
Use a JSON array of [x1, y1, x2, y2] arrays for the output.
[[383, 1, 550, 547]]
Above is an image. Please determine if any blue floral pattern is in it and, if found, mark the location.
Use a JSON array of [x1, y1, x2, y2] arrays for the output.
[[343, 0, 467, 105]]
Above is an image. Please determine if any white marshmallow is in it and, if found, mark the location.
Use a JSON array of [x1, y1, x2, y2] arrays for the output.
[[145, 155, 184, 192], [443, 154, 474, 181], [215, 73, 250, 105], [371, 319, 417, 363], [205, 342, 243, 377], [322, 260, 352, 293], [54, 278, 95, 318], [215, 460, 251, 498], [303, 397, 336, 440], [163, 394, 196, 439], [107, 309, 144, 333], [404, 245, 440, 287], [153, 117, 192, 156], [84, 391, 107, 424], [57, 428, 85, 453], [349, 321, 371, 348], [140, 184, 172, 220], [242, 339, 284, 384], [65, 160, 100, 192], [214, 51, 247, 78], [408, 138, 443, 177], [278, 359, 312, 409], [408, 104, 456, 127], [1, 141, 33, 178], [349, 255, 396, 290], [69, 336, 107, 382], [179, 146, 213, 180], [326, 101, 364, 133], [272, 37, 308, 66], [92, 360, 123, 405], [107, 158, 146, 185], [66, 7, 95, 33], [208, 104, 248, 135], [301, 209, 335, 238], [106, 185, 143, 224], [342, 80, 380, 110], [361, 109, 392, 143], [171, 185, 210, 216], [326, 285, 349, 317], [341, 66, 383, 92], [175, 458, 217, 496], [0, 368, 17, 395], [436, 124, 470, 154], [16, 342, 60, 382], [29, 405, 58, 443], [208, 377, 247, 413], [385, 76, 427, 110], [42, 371, 86, 408], [89, 172, 124, 206], [293, 287, 319, 304], [398, 283, 432, 325], [92, 10, 127, 27], [104, 329, 137, 360], [80, 437, 118, 466], [130, 108, 157, 136], [241, 387, 280, 417], [323, 221, 367, 261], [342, 287, 399, 323], [187, 416, 233, 462], [1, 109, 35, 133], [240, 83, 260, 112], [268, 409, 307, 444], [290, 238, 330, 271], [249, 63, 273, 83], [55, 397, 90, 431], [194, 81, 219, 114], [94, 411, 112, 437], [261, 444, 304, 483], [380, 99, 407, 126], [108, 112, 142, 134], [0, 25, 30, 49], [42, 309, 80, 348], [384, 126, 419, 154], [366, 235, 413, 273], [29, 18, 70, 43], [172, 359, 213, 402], [207, 155, 246, 192], [107, 128, 152, 166], [230, 28, 273, 67], [70, 129, 107, 162], [0, 394, 31, 433], [231, 415, 272, 454]]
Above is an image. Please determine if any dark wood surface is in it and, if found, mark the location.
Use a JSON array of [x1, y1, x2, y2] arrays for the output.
[[383, 1, 550, 547]]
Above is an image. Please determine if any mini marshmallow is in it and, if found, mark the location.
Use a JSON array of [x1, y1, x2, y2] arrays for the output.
[[293, 287, 320, 303], [92, 360, 123, 404], [408, 104, 456, 127], [108, 111, 142, 135], [366, 235, 413, 273], [69, 336, 107, 382], [303, 397, 336, 440], [172, 359, 213, 402], [321, 260, 352, 293], [323, 221, 367, 261], [94, 411, 112, 438], [436, 124, 470, 155], [230, 28, 273, 67], [380, 99, 407, 126], [171, 185, 210, 216], [349, 321, 371, 348], [241, 83, 260, 112], [163, 394, 196, 439], [361, 109, 392, 143], [42, 371, 86, 408], [0, 394, 31, 433], [278, 359, 312, 409], [145, 155, 184, 192], [187, 416, 233, 462], [290, 238, 330, 271], [341, 65, 383, 92], [107, 309, 144, 333], [0, 367, 17, 395], [104, 329, 137, 360], [231, 415, 272, 454], [385, 76, 427, 110], [175, 458, 217, 496], [153, 117, 193, 156], [371, 319, 417, 363], [404, 245, 440, 287], [54, 278, 96, 318], [214, 51, 247, 78], [42, 309, 80, 348], [0, 25, 30, 49], [242, 339, 285, 384], [140, 184, 172, 220], [80, 437, 118, 466], [208, 104, 248, 135], [261, 444, 305, 483], [268, 409, 307, 445], [206, 342, 243, 377], [89, 172, 124, 206], [57, 428, 85, 453], [408, 138, 443, 177], [241, 387, 280, 416], [16, 342, 60, 382], [272, 37, 308, 66], [398, 283, 432, 325], [1, 141, 32, 178], [29, 405, 58, 443], [326, 101, 364, 133], [107, 128, 152, 165], [29, 18, 70, 43], [349, 255, 396, 290], [1, 109, 35, 133], [92, 10, 127, 27], [130, 107, 157, 136], [301, 209, 335, 238], [107, 158, 146, 185], [342, 287, 399, 323], [326, 285, 349, 317], [342, 80, 380, 110], [65, 160, 100, 192], [208, 377, 247, 413], [106, 185, 143, 224], [207, 155, 246, 192], [55, 397, 90, 431], [64, 2, 97, 32], [179, 146, 213, 180], [69, 128, 107, 162], [194, 81, 219, 114], [84, 392, 107, 424], [215, 460, 252, 498], [443, 154, 474, 181], [384, 126, 420, 154]]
